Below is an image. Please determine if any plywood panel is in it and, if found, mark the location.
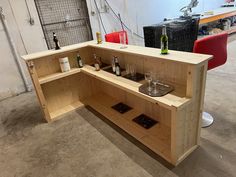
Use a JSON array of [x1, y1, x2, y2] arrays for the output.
[[26, 60, 51, 122], [81, 65, 190, 109], [91, 47, 188, 91], [83, 92, 171, 162], [34, 47, 92, 77], [22, 41, 211, 165], [41, 73, 80, 113], [94, 78, 172, 128], [174, 64, 208, 164], [40, 72, 99, 115]]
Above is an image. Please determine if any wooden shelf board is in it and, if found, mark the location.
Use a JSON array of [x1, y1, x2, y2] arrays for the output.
[[81, 65, 190, 109], [83, 93, 171, 162], [89, 42, 212, 65], [22, 41, 92, 61], [50, 101, 84, 120], [200, 7, 236, 24], [226, 26, 236, 34], [39, 68, 81, 84], [198, 26, 236, 40]]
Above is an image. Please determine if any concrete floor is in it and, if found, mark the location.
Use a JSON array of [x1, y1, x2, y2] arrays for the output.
[[0, 40, 236, 177]]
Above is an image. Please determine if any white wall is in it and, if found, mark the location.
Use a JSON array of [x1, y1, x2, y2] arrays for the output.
[[87, 0, 225, 45], [0, 0, 47, 100]]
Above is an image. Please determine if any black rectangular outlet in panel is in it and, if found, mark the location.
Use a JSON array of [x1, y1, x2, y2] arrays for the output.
[[133, 114, 158, 129], [112, 102, 133, 114]]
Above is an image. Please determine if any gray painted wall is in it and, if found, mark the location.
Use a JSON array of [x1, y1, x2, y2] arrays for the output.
[[0, 0, 47, 100]]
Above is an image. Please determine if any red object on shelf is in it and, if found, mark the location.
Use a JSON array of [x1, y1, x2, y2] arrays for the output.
[[105, 31, 128, 44], [193, 32, 228, 70]]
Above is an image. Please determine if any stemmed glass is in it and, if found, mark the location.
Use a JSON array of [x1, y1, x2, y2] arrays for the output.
[[145, 72, 152, 92], [152, 73, 159, 94]]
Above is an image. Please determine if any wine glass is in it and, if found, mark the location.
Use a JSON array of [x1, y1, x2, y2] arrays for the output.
[[145, 72, 152, 92], [152, 73, 159, 94]]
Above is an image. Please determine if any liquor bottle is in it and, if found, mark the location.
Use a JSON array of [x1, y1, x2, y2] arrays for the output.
[[115, 57, 121, 76], [112, 56, 116, 73], [94, 54, 100, 71], [53, 32, 60, 50], [160, 25, 168, 55], [77, 54, 83, 68], [96, 32, 102, 44]]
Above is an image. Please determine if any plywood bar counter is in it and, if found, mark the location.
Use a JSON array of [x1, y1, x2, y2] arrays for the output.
[[22, 41, 212, 165]]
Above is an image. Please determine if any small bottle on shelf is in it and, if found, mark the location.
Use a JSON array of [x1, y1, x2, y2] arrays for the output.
[[112, 56, 116, 73], [53, 32, 61, 50], [160, 25, 168, 55], [77, 54, 83, 68], [94, 54, 100, 71], [115, 57, 121, 76]]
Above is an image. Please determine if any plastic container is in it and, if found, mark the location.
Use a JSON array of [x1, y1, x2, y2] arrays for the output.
[[143, 16, 200, 52], [59, 57, 71, 72]]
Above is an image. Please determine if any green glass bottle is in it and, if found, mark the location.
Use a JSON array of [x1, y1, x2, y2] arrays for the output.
[[161, 25, 168, 55]]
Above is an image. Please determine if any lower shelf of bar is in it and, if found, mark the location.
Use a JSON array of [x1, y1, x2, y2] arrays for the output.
[[50, 101, 84, 120], [83, 92, 171, 162]]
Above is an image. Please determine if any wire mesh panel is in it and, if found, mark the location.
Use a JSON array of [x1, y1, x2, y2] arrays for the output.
[[35, 0, 93, 49]]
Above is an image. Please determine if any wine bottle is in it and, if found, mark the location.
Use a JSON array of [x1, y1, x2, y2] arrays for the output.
[[53, 32, 60, 50], [94, 54, 100, 71], [115, 57, 121, 76], [161, 25, 168, 55], [77, 54, 83, 68], [112, 56, 116, 73]]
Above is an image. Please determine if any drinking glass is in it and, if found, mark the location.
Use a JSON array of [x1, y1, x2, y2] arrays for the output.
[[119, 31, 127, 49], [130, 64, 136, 78], [125, 63, 130, 75], [152, 73, 159, 94], [145, 72, 152, 92]]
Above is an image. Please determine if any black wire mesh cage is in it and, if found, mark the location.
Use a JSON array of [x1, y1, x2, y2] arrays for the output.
[[35, 0, 92, 49], [143, 17, 200, 52]]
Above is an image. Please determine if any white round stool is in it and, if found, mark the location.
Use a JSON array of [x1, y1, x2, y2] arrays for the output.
[[202, 112, 214, 128]]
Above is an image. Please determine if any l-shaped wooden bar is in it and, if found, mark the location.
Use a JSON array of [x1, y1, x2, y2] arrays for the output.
[[22, 41, 212, 165]]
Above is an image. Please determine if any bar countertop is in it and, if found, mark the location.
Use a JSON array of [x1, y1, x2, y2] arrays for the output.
[[22, 41, 212, 65]]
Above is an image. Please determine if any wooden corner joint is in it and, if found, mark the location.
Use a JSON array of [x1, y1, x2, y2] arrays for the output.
[[171, 105, 178, 112], [27, 61, 35, 74], [27, 60, 34, 67]]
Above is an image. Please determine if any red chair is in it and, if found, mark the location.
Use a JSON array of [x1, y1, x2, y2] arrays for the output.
[[193, 32, 228, 127], [105, 31, 128, 44]]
